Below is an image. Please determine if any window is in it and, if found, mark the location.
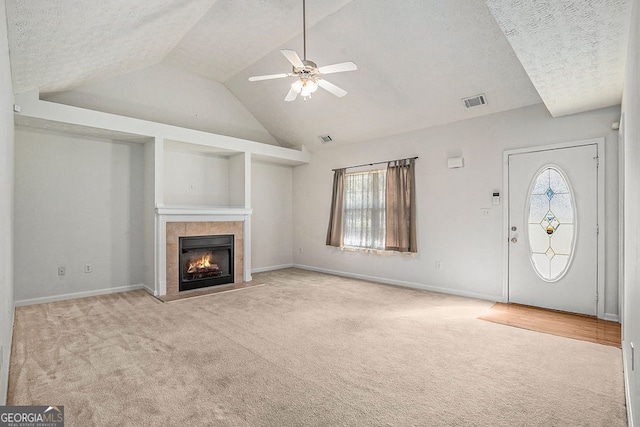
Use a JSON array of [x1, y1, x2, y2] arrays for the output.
[[527, 166, 575, 281], [326, 158, 417, 253], [342, 169, 386, 250]]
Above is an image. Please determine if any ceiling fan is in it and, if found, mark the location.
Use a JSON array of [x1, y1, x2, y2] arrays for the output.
[[248, 0, 357, 102]]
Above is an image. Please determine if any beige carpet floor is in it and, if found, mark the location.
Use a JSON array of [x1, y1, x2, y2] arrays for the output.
[[8, 268, 626, 426]]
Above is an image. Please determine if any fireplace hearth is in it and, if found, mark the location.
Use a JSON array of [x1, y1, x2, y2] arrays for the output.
[[179, 235, 234, 291]]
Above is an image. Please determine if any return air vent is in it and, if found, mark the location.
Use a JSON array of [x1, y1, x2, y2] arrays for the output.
[[462, 94, 487, 109], [319, 134, 333, 144]]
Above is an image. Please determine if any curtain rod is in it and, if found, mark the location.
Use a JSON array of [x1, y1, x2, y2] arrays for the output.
[[332, 157, 418, 172]]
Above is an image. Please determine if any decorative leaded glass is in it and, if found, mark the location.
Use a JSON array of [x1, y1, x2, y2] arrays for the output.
[[527, 167, 575, 281]]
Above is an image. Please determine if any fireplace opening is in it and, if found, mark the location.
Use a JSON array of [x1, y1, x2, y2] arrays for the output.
[[179, 235, 234, 291]]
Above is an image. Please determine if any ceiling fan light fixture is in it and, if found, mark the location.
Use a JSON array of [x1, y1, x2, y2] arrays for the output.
[[300, 80, 318, 97], [292, 79, 318, 100], [291, 79, 303, 93], [248, 0, 356, 101]]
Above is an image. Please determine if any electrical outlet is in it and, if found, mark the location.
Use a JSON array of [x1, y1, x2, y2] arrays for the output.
[[436, 261, 442, 270], [84, 264, 93, 273], [58, 266, 65, 276], [481, 208, 491, 217], [298, 247, 303, 254]]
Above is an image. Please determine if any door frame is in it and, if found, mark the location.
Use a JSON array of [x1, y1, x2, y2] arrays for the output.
[[502, 137, 606, 318]]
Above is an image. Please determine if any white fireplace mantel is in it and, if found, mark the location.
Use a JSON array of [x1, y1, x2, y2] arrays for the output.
[[156, 205, 253, 217], [154, 205, 253, 296]]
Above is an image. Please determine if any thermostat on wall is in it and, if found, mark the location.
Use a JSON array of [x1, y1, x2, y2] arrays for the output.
[[447, 157, 464, 169]]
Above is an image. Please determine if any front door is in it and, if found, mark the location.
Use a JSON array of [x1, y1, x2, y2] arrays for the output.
[[508, 144, 599, 315]]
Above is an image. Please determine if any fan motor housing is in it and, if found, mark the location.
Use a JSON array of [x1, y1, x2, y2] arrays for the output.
[[294, 60, 319, 76]]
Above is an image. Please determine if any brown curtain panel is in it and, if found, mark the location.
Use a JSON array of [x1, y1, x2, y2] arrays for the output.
[[326, 168, 346, 247], [385, 159, 417, 252]]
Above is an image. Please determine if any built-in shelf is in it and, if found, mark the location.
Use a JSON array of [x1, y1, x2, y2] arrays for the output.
[[14, 90, 311, 166], [13, 91, 309, 298]]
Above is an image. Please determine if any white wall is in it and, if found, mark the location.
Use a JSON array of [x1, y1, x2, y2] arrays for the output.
[[143, 139, 158, 295], [164, 150, 292, 271], [42, 63, 281, 147], [164, 149, 230, 206], [14, 127, 145, 304], [229, 153, 248, 208], [0, 0, 15, 404], [251, 161, 293, 271], [293, 103, 621, 315], [622, 0, 640, 422]]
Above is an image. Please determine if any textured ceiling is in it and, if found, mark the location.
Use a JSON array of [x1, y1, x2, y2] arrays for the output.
[[4, 0, 631, 149], [6, 0, 216, 93], [163, 0, 355, 82], [487, 0, 631, 117], [225, 0, 542, 148]]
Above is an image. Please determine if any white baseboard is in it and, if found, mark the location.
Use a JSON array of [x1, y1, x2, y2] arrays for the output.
[[143, 284, 158, 296], [252, 264, 294, 274], [623, 340, 634, 427], [14, 284, 145, 307], [604, 313, 620, 323], [293, 264, 502, 302], [1, 304, 14, 404]]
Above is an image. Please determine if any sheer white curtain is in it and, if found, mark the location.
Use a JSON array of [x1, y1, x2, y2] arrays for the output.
[[342, 170, 386, 249]]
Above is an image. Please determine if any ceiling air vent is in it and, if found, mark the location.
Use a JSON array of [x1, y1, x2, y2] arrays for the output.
[[319, 134, 333, 144], [462, 94, 487, 109]]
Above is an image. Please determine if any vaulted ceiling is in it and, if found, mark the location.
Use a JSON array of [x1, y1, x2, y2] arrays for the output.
[[4, 0, 631, 149]]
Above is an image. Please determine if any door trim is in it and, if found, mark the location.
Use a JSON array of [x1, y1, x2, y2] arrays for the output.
[[502, 138, 606, 318]]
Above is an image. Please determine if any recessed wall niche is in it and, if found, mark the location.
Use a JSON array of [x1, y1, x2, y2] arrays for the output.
[[163, 140, 246, 207]]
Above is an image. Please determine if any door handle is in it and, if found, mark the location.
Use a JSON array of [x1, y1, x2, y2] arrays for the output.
[[511, 237, 517, 243]]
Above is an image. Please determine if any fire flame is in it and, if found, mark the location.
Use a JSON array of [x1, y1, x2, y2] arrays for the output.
[[187, 255, 211, 273]]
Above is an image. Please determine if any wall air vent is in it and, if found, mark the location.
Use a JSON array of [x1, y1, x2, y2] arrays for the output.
[[319, 134, 333, 144], [462, 94, 487, 109]]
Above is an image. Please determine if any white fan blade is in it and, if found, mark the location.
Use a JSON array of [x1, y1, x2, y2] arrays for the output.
[[284, 88, 299, 102], [281, 49, 304, 68], [318, 61, 357, 75], [317, 79, 347, 97], [248, 73, 290, 82]]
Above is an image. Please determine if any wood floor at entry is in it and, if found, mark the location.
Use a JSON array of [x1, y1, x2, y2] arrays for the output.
[[479, 302, 621, 348]]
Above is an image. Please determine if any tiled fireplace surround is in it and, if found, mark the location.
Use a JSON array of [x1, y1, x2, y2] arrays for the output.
[[156, 206, 252, 297], [165, 221, 243, 296]]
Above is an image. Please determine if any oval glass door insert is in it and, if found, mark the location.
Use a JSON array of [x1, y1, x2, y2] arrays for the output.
[[527, 167, 575, 281]]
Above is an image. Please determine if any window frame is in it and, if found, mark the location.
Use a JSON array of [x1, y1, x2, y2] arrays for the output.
[[341, 168, 387, 251]]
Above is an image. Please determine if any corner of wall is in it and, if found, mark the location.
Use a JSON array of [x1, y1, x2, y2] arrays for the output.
[[622, 0, 640, 425], [0, 0, 15, 405]]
